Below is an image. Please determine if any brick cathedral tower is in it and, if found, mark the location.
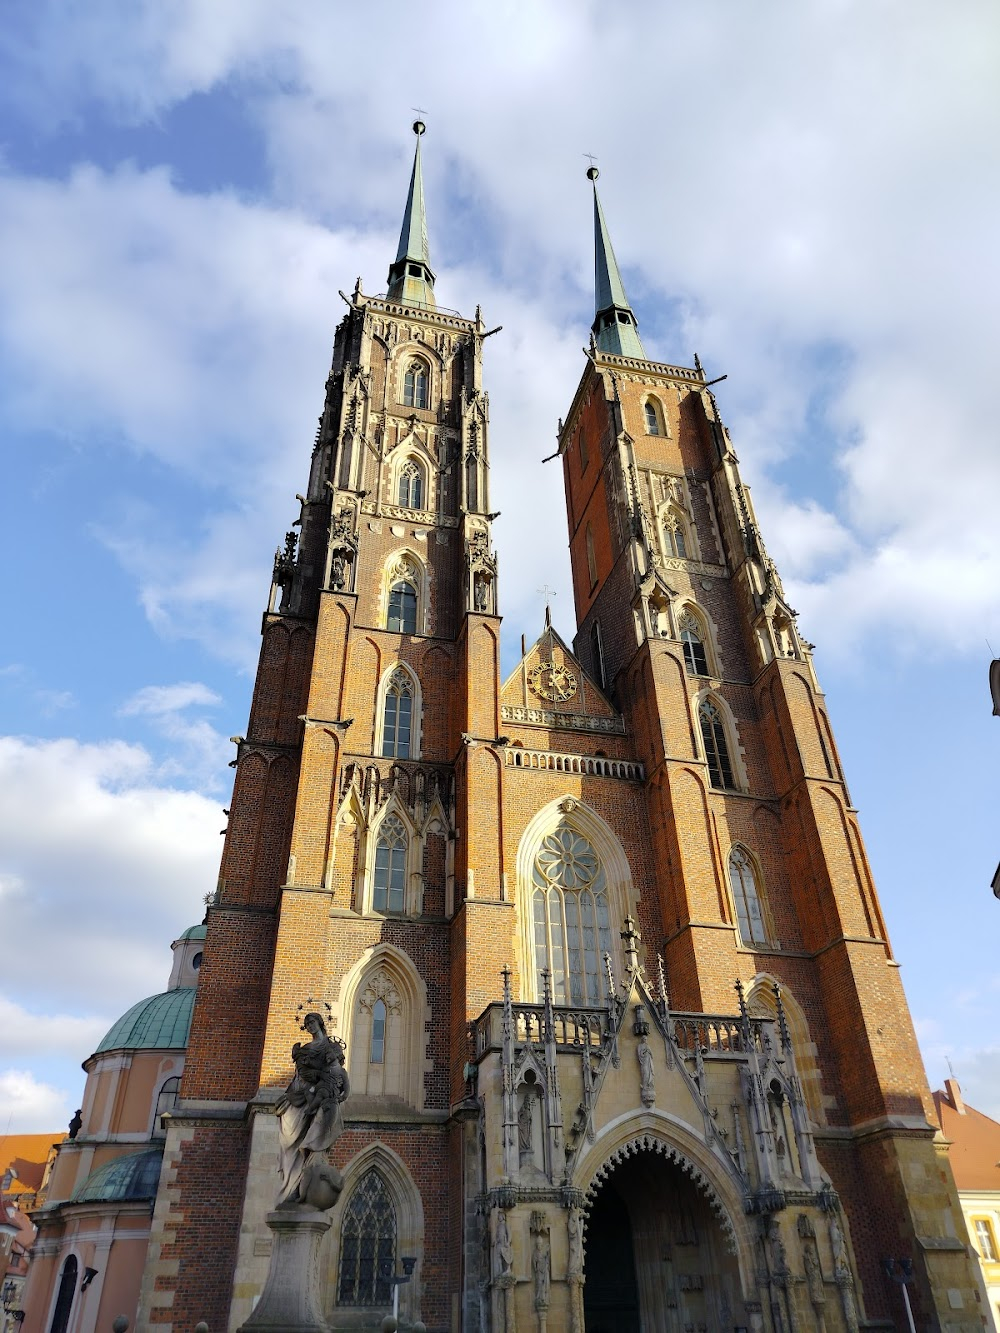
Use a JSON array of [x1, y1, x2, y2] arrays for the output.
[[138, 133, 983, 1333]]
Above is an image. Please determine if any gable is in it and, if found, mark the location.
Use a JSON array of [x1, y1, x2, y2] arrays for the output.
[[500, 621, 624, 736]]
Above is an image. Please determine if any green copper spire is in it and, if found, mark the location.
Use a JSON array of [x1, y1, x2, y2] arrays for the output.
[[386, 120, 436, 308], [588, 166, 645, 359]]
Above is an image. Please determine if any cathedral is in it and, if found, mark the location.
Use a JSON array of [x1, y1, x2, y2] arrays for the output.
[[24, 124, 987, 1332]]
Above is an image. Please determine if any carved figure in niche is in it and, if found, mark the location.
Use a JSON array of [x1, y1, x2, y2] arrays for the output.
[[330, 553, 347, 591], [829, 1216, 850, 1279], [803, 1242, 824, 1306], [493, 1210, 514, 1278], [275, 1012, 349, 1210], [474, 575, 489, 612], [518, 1089, 535, 1157], [530, 1213, 550, 1311], [637, 1036, 655, 1107], [567, 1208, 584, 1280]]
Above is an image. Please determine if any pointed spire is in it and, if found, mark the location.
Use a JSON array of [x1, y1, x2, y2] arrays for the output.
[[587, 166, 645, 359], [386, 121, 436, 308]]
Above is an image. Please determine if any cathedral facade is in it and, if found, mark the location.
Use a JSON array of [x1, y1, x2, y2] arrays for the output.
[[132, 126, 982, 1332]]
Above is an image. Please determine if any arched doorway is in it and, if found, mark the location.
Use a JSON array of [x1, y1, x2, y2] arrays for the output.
[[584, 1147, 742, 1332]]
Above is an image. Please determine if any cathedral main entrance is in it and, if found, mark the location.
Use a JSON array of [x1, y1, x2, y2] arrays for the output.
[[583, 1147, 742, 1333]]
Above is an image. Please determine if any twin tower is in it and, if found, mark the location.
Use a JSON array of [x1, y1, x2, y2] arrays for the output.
[[137, 125, 979, 1331]]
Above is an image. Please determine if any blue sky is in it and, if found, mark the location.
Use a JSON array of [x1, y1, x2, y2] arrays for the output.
[[2, 0, 1000, 1134]]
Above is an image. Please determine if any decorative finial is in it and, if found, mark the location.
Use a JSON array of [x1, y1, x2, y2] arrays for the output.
[[773, 981, 792, 1053], [584, 153, 599, 182], [412, 119, 426, 136]]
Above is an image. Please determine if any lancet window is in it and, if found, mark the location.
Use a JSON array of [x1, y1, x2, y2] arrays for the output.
[[680, 615, 709, 676], [402, 360, 428, 410], [531, 823, 613, 1005], [644, 399, 663, 435], [372, 815, 407, 914], [381, 669, 413, 758], [699, 699, 735, 789], [586, 523, 598, 587], [387, 581, 417, 634], [337, 1169, 396, 1307], [370, 999, 387, 1064], [663, 512, 688, 559], [728, 846, 767, 945], [397, 459, 424, 510]]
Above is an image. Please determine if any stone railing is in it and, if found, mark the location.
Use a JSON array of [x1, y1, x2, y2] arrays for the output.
[[671, 1012, 769, 1056], [503, 749, 643, 781], [473, 1003, 608, 1056]]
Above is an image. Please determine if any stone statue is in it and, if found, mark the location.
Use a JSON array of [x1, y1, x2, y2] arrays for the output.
[[804, 1242, 824, 1306], [530, 1214, 550, 1311], [494, 1209, 514, 1278], [518, 1090, 534, 1156], [275, 1012, 349, 1210], [829, 1215, 849, 1279], [637, 1037, 655, 1107], [330, 553, 346, 590], [68, 1108, 83, 1140], [567, 1207, 584, 1280], [475, 576, 489, 612]]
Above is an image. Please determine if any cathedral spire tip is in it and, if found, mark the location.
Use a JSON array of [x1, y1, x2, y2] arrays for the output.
[[589, 169, 645, 359], [387, 120, 435, 308]]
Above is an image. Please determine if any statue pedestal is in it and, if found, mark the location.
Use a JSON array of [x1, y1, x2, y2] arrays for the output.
[[238, 1209, 332, 1333]]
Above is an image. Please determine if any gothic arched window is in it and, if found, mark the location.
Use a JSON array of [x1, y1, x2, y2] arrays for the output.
[[397, 459, 424, 510], [699, 699, 735, 789], [49, 1256, 78, 1333], [680, 618, 709, 676], [531, 823, 613, 1005], [373, 815, 407, 914], [152, 1075, 181, 1137], [402, 360, 428, 410], [387, 581, 417, 634], [644, 400, 661, 435], [729, 846, 767, 945], [337, 1169, 396, 1307], [663, 513, 688, 559], [370, 998, 387, 1064], [381, 669, 413, 758]]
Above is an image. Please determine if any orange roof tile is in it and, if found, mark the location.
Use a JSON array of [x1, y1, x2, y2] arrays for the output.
[[0, 1133, 66, 1192], [933, 1085, 1000, 1192]]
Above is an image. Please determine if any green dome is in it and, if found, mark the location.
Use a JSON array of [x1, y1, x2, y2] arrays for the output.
[[73, 1148, 163, 1203], [178, 923, 206, 941], [95, 988, 196, 1053]]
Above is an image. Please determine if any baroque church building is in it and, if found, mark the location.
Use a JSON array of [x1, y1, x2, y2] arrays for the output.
[[64, 124, 982, 1332]]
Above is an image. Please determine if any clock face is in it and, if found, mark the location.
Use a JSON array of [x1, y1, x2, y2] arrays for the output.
[[528, 661, 578, 702]]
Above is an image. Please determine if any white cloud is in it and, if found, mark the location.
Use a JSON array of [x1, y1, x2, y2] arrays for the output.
[[0, 736, 220, 1020], [120, 681, 222, 716], [0, 1000, 108, 1061], [0, 1070, 71, 1136]]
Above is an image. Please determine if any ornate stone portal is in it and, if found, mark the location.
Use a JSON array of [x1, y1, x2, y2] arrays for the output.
[[465, 956, 861, 1333], [239, 1013, 351, 1333]]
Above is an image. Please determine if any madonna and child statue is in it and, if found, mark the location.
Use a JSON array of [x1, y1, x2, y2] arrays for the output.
[[240, 1011, 352, 1333]]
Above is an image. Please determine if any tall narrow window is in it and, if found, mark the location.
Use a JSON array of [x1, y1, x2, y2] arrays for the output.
[[397, 460, 423, 510], [387, 582, 417, 634], [644, 401, 660, 435], [381, 669, 414, 758], [591, 620, 606, 691], [579, 427, 589, 472], [531, 823, 614, 1005], [975, 1219, 998, 1262], [586, 524, 598, 588], [699, 699, 735, 789], [370, 999, 387, 1064], [729, 847, 767, 945], [664, 516, 687, 559], [338, 1169, 396, 1306], [373, 815, 407, 913], [402, 361, 428, 410], [49, 1256, 78, 1333], [152, 1075, 181, 1137], [681, 621, 709, 676]]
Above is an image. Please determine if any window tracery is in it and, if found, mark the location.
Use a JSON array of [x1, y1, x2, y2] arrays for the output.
[[397, 458, 424, 510], [381, 668, 414, 758], [728, 846, 767, 945], [699, 699, 735, 789], [337, 1169, 396, 1307], [663, 511, 688, 559], [679, 612, 709, 676], [385, 556, 420, 634], [402, 360, 428, 410], [531, 823, 613, 1005], [373, 815, 407, 913]]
